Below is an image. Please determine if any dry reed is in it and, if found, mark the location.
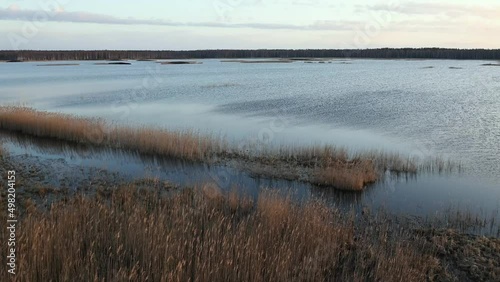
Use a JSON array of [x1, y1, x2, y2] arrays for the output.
[[0, 107, 456, 191], [0, 185, 442, 281], [0, 106, 221, 162], [313, 160, 378, 191]]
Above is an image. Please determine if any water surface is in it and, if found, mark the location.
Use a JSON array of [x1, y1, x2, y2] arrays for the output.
[[1, 59, 499, 219]]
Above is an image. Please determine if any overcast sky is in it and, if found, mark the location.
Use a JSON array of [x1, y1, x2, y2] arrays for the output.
[[1, 0, 499, 50]]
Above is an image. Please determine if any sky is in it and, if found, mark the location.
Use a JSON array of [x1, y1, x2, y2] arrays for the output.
[[0, 0, 499, 50]]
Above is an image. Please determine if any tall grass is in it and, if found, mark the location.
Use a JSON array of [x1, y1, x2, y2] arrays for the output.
[[0, 106, 222, 162], [0, 185, 442, 281], [313, 160, 378, 191], [0, 107, 456, 191]]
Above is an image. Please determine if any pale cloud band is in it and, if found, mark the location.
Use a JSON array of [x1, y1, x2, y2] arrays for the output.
[[2, 3, 499, 32], [0, 7, 356, 31], [366, 1, 500, 19], [1, 1, 499, 50]]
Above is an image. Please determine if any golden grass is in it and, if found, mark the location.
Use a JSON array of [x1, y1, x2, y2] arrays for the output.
[[0, 107, 455, 191], [0, 106, 221, 162], [265, 144, 350, 166], [0, 185, 442, 281], [313, 160, 378, 191]]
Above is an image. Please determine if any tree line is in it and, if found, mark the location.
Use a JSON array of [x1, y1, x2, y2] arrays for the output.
[[1, 48, 499, 61]]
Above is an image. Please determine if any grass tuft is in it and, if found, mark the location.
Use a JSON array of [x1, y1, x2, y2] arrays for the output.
[[313, 160, 378, 191]]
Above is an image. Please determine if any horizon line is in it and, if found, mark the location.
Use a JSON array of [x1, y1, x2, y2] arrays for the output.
[[2, 47, 500, 52]]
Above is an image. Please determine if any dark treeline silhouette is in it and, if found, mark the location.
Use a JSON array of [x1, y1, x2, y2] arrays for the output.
[[1, 48, 500, 61]]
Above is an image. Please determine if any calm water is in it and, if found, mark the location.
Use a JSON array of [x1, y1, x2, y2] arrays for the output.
[[0, 59, 499, 217]]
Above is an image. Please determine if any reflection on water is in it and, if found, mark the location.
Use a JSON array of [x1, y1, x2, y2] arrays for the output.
[[1, 59, 498, 183], [1, 59, 499, 235], [2, 131, 499, 222], [1, 130, 312, 200]]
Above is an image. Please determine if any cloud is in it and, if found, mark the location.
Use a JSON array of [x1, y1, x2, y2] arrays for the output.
[[7, 4, 20, 12], [367, 2, 500, 19], [0, 7, 356, 31]]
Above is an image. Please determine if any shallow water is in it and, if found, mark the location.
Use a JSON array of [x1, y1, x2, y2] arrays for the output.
[[0, 59, 499, 219], [2, 130, 499, 221]]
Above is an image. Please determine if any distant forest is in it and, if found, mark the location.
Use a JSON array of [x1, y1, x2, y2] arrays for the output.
[[1, 48, 500, 61]]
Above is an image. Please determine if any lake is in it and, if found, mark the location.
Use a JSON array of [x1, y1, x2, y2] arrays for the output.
[[0, 59, 499, 222]]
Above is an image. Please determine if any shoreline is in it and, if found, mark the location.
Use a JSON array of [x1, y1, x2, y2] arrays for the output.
[[0, 107, 460, 191], [2, 57, 500, 63], [2, 48, 500, 62], [0, 147, 498, 281]]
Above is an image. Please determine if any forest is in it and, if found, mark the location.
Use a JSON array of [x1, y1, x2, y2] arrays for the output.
[[1, 48, 500, 61]]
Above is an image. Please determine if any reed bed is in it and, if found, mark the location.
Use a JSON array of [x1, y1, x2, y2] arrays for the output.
[[241, 144, 456, 175], [254, 144, 350, 167], [0, 185, 442, 281], [234, 145, 378, 190], [0, 107, 456, 191], [0, 106, 221, 162], [313, 160, 378, 191]]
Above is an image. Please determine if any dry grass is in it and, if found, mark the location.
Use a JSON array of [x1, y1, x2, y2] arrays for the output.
[[0, 106, 222, 162], [313, 160, 378, 191], [422, 230, 500, 281], [360, 150, 418, 173], [0, 185, 442, 281], [0, 107, 456, 191], [263, 144, 350, 166], [237, 145, 379, 190]]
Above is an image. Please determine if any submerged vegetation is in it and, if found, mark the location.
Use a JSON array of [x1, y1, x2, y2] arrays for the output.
[[0, 107, 457, 191]]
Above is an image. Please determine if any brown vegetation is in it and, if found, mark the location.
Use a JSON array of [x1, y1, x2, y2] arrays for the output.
[[0, 185, 443, 281], [314, 160, 378, 191], [0, 107, 220, 162], [421, 230, 500, 281], [0, 107, 455, 191]]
